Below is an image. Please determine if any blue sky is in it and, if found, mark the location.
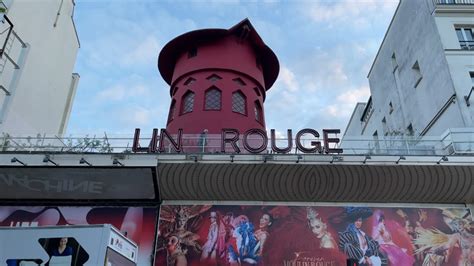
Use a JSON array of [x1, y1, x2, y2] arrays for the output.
[[68, 0, 399, 136]]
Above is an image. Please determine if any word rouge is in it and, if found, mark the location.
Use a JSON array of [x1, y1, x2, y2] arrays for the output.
[[132, 128, 343, 154]]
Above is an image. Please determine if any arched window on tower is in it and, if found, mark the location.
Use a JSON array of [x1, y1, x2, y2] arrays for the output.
[[181, 91, 195, 114], [232, 91, 246, 115], [167, 99, 176, 124], [205, 87, 221, 110], [253, 87, 261, 97], [254, 100, 263, 123]]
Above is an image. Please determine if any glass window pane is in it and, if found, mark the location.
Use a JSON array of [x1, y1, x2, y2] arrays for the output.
[[232, 91, 246, 115], [182, 92, 194, 114], [205, 89, 221, 110], [168, 101, 175, 122], [456, 29, 464, 41], [465, 29, 473, 41]]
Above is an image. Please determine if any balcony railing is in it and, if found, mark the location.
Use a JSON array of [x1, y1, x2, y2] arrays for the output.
[[0, 129, 473, 156], [434, 0, 474, 4], [459, 40, 474, 50]]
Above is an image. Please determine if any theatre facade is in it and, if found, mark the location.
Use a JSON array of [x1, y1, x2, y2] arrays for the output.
[[0, 19, 473, 266]]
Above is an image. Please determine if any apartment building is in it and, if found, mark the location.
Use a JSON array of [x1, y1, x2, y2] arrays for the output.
[[0, 0, 79, 135]]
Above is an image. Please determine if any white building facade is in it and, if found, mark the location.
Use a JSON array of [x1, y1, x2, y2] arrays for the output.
[[343, 0, 474, 155], [0, 0, 79, 136]]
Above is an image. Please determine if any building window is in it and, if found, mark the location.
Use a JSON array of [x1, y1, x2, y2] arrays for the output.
[[232, 91, 246, 115], [407, 123, 414, 136], [181, 91, 195, 114], [254, 101, 263, 123], [455, 27, 474, 50], [206, 74, 222, 82], [412, 61, 422, 88], [172, 87, 178, 96], [382, 117, 388, 136], [168, 100, 176, 124], [205, 87, 221, 110], [233, 77, 246, 86], [188, 47, 197, 58], [253, 87, 261, 97], [184, 77, 196, 86], [372, 130, 380, 150], [391, 53, 398, 73]]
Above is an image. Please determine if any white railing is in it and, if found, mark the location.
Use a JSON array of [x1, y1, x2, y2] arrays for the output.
[[0, 130, 473, 155], [434, 0, 474, 5]]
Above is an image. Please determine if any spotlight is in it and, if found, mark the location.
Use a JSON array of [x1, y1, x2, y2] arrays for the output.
[[11, 157, 26, 166], [112, 158, 124, 166], [188, 155, 198, 163], [79, 158, 92, 166], [263, 155, 272, 163], [395, 156, 406, 164], [330, 155, 342, 164], [296, 155, 303, 163], [437, 156, 448, 164], [363, 155, 371, 164], [43, 155, 58, 166]]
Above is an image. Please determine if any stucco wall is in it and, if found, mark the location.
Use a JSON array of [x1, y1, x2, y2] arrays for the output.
[[0, 0, 79, 135], [435, 12, 474, 127], [345, 0, 471, 141]]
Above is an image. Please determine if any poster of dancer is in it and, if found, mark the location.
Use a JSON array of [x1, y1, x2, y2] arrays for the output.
[[155, 205, 473, 266]]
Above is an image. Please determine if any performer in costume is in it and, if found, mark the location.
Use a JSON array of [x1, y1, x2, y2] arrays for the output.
[[254, 213, 273, 257], [372, 212, 414, 265], [307, 207, 337, 249], [415, 209, 473, 266], [338, 207, 385, 266], [201, 211, 219, 263]]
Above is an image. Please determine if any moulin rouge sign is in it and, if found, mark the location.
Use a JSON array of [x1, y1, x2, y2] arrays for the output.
[[132, 128, 343, 154]]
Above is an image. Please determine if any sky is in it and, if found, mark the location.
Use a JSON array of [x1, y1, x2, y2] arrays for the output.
[[67, 0, 399, 137]]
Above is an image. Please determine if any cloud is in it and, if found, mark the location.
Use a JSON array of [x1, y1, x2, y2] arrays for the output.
[[305, 0, 398, 30], [325, 85, 370, 118], [278, 65, 299, 92], [121, 106, 157, 126], [96, 83, 151, 102], [120, 35, 161, 66], [97, 84, 127, 101]]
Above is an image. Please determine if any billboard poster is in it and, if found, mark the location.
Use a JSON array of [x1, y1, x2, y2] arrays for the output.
[[155, 204, 473, 266], [0, 206, 157, 265]]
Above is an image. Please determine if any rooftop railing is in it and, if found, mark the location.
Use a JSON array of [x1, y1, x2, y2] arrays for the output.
[[434, 0, 474, 4], [0, 129, 473, 156]]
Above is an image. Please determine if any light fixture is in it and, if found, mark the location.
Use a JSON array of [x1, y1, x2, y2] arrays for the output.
[[330, 155, 341, 164], [437, 156, 448, 164], [43, 155, 58, 166], [11, 157, 26, 166], [395, 156, 406, 164], [363, 155, 371, 164], [112, 158, 124, 166], [79, 158, 92, 166], [296, 155, 303, 163], [189, 155, 198, 163], [263, 155, 272, 163], [230, 155, 235, 163]]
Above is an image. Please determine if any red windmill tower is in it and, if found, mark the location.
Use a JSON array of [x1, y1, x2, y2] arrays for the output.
[[158, 19, 279, 139]]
